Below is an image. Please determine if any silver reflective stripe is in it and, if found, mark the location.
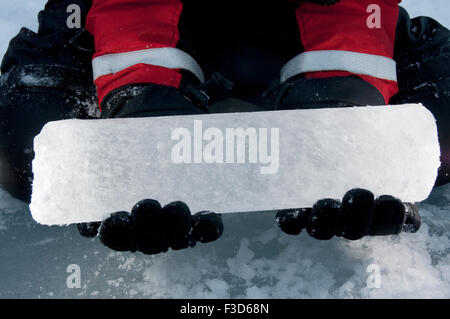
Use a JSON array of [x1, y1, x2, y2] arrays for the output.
[[280, 50, 397, 83], [92, 47, 205, 83]]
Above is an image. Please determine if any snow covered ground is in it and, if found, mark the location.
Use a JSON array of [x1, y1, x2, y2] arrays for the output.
[[0, 0, 449, 298]]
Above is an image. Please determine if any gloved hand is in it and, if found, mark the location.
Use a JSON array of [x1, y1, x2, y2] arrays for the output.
[[78, 199, 224, 254], [276, 188, 421, 240], [77, 74, 235, 254]]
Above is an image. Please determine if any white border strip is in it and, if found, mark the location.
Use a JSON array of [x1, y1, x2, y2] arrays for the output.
[[280, 50, 397, 83], [92, 47, 205, 82]]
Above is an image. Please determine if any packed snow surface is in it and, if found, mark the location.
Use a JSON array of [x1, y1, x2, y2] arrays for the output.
[[0, 0, 449, 298], [30, 104, 440, 225]]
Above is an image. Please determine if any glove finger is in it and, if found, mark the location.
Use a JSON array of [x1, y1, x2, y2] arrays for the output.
[[98, 211, 135, 252], [275, 209, 308, 235], [192, 211, 224, 243], [307, 198, 341, 240], [340, 188, 374, 240], [163, 201, 193, 250], [77, 221, 101, 238], [371, 195, 406, 236]]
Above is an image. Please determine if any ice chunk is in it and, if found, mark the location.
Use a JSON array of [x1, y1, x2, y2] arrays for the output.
[[30, 104, 440, 225]]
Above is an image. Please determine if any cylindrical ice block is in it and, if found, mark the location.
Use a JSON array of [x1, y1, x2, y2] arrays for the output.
[[30, 104, 440, 225]]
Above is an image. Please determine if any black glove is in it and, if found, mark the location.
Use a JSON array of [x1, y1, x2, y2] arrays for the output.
[[276, 188, 421, 240], [77, 200, 224, 254]]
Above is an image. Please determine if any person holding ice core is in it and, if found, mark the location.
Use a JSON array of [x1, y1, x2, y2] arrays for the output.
[[1, 0, 449, 254]]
